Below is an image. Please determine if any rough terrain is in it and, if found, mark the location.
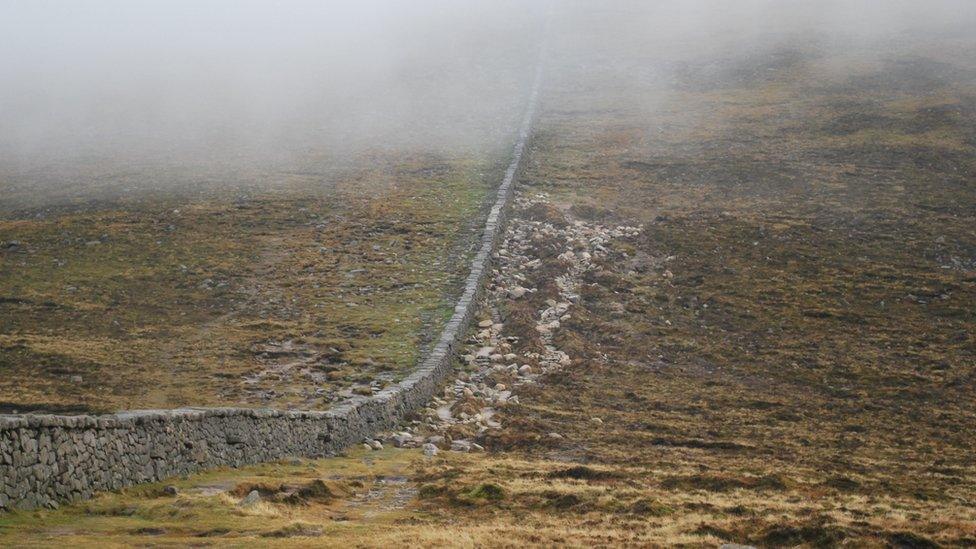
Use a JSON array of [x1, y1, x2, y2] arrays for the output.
[[2, 1, 975, 546], [0, 152, 503, 412]]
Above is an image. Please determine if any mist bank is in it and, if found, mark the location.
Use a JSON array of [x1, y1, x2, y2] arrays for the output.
[[2, 0, 975, 209], [0, 0, 545, 208]]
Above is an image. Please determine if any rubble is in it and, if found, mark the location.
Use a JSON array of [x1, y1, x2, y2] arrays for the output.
[[397, 192, 642, 451]]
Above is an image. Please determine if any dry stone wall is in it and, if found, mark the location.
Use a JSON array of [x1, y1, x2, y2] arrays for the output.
[[0, 57, 543, 512]]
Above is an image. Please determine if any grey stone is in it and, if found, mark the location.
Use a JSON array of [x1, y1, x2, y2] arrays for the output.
[[239, 490, 261, 507], [391, 434, 414, 448], [450, 440, 472, 452], [507, 286, 527, 299]]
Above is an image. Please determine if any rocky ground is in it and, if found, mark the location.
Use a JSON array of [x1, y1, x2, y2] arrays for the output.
[[0, 152, 506, 413], [377, 192, 644, 455], [5, 148, 971, 543]]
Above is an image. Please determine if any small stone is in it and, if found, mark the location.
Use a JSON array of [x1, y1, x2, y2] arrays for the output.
[[518, 365, 532, 376], [590, 417, 603, 425], [495, 383, 506, 391], [391, 434, 413, 448], [239, 490, 261, 507], [162, 485, 179, 497], [548, 432, 564, 440], [451, 440, 472, 452], [462, 387, 474, 398], [476, 347, 494, 358], [507, 286, 527, 299], [368, 439, 383, 451], [70, 375, 83, 384], [423, 443, 438, 457], [478, 319, 493, 329], [504, 353, 517, 362]]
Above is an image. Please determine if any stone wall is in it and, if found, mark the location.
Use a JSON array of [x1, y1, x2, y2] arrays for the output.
[[0, 57, 542, 512]]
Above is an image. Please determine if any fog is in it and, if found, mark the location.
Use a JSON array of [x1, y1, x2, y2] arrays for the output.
[[1, 0, 974, 208], [0, 0, 545, 206]]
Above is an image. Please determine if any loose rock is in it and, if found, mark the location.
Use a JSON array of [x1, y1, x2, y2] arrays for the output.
[[239, 490, 261, 507]]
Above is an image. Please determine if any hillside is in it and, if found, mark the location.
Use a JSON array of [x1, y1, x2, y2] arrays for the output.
[[2, 1, 975, 546]]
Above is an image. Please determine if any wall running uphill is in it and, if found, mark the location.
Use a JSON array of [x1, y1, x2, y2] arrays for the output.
[[0, 50, 544, 512]]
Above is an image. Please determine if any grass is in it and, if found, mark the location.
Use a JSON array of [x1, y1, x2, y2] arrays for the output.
[[0, 152, 501, 412], [0, 448, 425, 547], [3, 3, 976, 547], [457, 13, 975, 545], [5, 448, 971, 546]]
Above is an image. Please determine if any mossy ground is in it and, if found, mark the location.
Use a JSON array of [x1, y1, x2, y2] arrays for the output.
[[1, 152, 502, 412]]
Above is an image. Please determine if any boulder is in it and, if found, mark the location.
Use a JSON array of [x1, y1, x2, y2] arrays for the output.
[[239, 490, 261, 507]]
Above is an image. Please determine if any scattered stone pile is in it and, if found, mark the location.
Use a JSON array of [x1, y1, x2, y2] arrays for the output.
[[371, 192, 642, 453]]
